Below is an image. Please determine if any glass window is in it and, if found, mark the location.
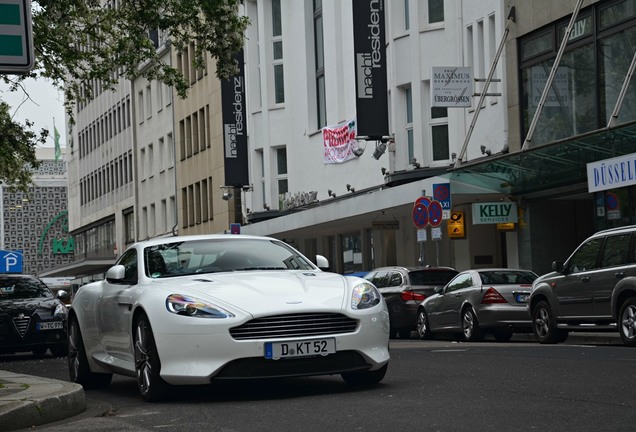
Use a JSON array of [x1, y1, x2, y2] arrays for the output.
[[117, 249, 138, 282], [277, 148, 287, 174], [366, 271, 389, 288], [432, 124, 449, 161], [599, 27, 636, 125], [520, 31, 553, 62], [404, 0, 410, 30], [600, 234, 633, 267], [567, 238, 602, 273], [445, 273, 473, 293], [428, 0, 444, 24], [599, 0, 636, 29], [314, 0, 326, 128], [389, 272, 403, 287]]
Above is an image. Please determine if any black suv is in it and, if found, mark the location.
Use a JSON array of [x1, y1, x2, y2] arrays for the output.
[[364, 266, 458, 339], [528, 225, 636, 346]]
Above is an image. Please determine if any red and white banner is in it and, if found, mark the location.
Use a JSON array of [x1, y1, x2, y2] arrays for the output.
[[322, 119, 360, 164]]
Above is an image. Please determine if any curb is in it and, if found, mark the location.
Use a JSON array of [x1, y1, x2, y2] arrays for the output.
[[0, 371, 86, 431]]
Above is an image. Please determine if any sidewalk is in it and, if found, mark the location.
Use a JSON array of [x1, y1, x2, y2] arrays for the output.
[[0, 332, 623, 431], [0, 370, 86, 431]]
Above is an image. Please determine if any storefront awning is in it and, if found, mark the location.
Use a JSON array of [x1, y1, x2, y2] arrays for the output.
[[451, 121, 636, 196], [38, 257, 115, 279]]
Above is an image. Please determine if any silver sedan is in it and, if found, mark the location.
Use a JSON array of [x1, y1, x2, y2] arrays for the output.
[[416, 269, 538, 342]]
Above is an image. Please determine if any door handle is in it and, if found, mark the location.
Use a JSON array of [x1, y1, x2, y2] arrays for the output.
[[615, 272, 625, 279], [581, 276, 590, 283]]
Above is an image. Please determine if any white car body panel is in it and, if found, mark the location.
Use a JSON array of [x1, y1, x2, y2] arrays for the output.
[[70, 235, 390, 386]]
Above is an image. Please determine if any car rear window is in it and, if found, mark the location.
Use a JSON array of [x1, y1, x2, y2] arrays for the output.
[[409, 270, 458, 285], [479, 271, 537, 285]]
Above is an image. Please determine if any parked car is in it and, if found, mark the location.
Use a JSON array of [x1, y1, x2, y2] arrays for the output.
[[416, 268, 538, 342], [68, 234, 390, 401], [528, 225, 636, 346], [364, 266, 458, 339], [0, 274, 69, 357]]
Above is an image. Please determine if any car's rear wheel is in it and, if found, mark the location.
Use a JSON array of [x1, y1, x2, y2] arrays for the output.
[[532, 300, 567, 344], [342, 363, 388, 386], [68, 317, 112, 388], [416, 309, 434, 340], [461, 308, 484, 342], [134, 314, 170, 402], [618, 297, 636, 347], [492, 329, 513, 342]]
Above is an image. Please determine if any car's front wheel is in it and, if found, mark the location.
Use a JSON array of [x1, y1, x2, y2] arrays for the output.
[[416, 309, 434, 340], [342, 363, 388, 386], [461, 308, 484, 342], [134, 314, 170, 402], [68, 317, 112, 388], [532, 300, 567, 344], [619, 297, 636, 347]]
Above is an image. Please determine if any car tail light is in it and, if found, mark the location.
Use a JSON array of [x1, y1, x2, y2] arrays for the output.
[[481, 287, 508, 304], [401, 290, 426, 302]]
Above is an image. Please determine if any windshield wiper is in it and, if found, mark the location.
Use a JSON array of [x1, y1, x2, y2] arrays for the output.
[[240, 266, 288, 271]]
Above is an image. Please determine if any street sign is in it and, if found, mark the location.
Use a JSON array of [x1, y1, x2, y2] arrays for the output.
[[448, 211, 465, 239], [428, 201, 443, 227], [412, 203, 429, 229], [0, 249, 23, 273], [0, 0, 34, 74]]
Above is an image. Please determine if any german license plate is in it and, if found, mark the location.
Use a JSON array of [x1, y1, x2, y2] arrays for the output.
[[265, 338, 336, 360], [37, 321, 63, 330], [515, 293, 529, 303]]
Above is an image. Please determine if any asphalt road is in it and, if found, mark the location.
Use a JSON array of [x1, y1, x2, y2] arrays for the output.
[[1, 337, 635, 432]]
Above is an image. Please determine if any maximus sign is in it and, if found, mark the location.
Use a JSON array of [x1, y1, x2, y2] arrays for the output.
[[432, 67, 472, 108], [221, 50, 249, 186], [352, 0, 388, 138], [472, 202, 517, 225]]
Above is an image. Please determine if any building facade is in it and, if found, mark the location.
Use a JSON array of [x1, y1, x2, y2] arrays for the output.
[[1, 148, 74, 276]]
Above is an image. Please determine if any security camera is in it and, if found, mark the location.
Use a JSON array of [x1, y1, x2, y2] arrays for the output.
[[352, 147, 365, 157], [222, 191, 232, 201]]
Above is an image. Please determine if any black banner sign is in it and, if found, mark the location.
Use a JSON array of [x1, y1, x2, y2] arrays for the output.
[[352, 0, 389, 139], [221, 50, 249, 186]]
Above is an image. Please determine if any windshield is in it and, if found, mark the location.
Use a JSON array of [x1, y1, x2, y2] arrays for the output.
[[478, 270, 538, 285], [144, 238, 317, 278], [0, 276, 54, 300]]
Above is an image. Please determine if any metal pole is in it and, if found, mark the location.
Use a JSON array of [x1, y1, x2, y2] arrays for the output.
[[607, 50, 636, 128]]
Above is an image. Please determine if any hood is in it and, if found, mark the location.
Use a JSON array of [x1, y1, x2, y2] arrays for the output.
[[0, 297, 61, 317], [151, 270, 352, 316]]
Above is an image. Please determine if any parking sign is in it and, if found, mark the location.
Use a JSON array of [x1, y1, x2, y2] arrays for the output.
[[0, 250, 23, 273]]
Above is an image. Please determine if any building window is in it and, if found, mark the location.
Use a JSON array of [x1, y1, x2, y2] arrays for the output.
[[405, 86, 414, 162], [430, 107, 449, 161], [519, 3, 636, 147], [314, 0, 326, 129], [124, 210, 135, 243], [272, 0, 285, 104], [276, 147, 287, 209], [428, 0, 444, 24], [404, 0, 410, 30]]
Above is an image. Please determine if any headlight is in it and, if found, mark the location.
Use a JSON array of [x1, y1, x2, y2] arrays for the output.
[[351, 282, 381, 310], [54, 303, 67, 319], [166, 294, 235, 318]]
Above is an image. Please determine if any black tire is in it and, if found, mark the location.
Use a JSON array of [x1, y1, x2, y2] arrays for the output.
[[68, 317, 112, 388], [416, 309, 434, 340], [618, 297, 636, 347], [32, 347, 48, 356], [532, 300, 567, 344], [50, 343, 68, 357], [461, 308, 484, 342], [342, 363, 388, 386], [492, 329, 513, 342], [398, 329, 412, 339], [134, 314, 171, 402]]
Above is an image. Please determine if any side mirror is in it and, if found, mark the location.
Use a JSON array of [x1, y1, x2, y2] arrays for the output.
[[552, 261, 564, 273], [56, 289, 69, 299], [434, 286, 444, 294], [106, 265, 126, 282], [315, 255, 329, 270]]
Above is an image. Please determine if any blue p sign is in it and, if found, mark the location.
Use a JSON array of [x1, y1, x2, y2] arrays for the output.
[[0, 250, 23, 273]]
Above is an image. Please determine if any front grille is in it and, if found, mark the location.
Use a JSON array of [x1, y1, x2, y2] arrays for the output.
[[230, 313, 359, 340], [12, 317, 31, 338]]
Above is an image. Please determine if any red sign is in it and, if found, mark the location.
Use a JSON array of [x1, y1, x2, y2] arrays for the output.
[[428, 201, 443, 227], [412, 204, 429, 228]]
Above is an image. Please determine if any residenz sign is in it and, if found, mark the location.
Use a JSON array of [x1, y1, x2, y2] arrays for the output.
[[472, 202, 518, 225]]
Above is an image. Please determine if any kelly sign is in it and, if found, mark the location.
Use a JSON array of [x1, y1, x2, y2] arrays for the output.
[[472, 202, 517, 225]]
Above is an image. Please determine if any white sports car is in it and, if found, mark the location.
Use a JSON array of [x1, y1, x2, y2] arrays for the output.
[[68, 234, 390, 401]]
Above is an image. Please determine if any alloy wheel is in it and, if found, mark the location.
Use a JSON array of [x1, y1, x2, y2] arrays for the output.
[[134, 319, 153, 395], [621, 303, 636, 341]]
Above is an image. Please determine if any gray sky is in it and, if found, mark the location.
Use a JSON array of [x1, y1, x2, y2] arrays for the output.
[[1, 77, 66, 149]]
